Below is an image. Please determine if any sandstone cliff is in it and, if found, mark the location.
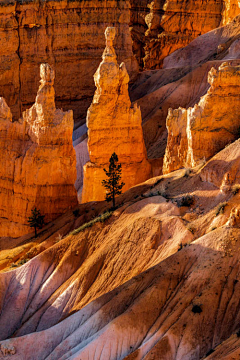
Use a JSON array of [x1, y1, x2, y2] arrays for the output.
[[133, 0, 240, 70], [82, 27, 151, 203], [0, 63, 77, 237], [1, 0, 240, 127], [0, 0, 138, 122], [163, 62, 240, 174]]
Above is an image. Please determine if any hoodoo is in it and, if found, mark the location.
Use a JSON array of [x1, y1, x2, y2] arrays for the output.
[[82, 27, 151, 203], [0, 63, 77, 237], [163, 62, 240, 174]]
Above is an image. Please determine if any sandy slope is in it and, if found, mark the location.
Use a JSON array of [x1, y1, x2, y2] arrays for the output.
[[0, 138, 239, 359]]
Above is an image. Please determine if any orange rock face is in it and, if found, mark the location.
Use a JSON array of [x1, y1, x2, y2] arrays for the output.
[[82, 27, 151, 203], [222, 0, 240, 25], [1, 0, 240, 125], [0, 0, 138, 122], [130, 0, 240, 70], [163, 62, 240, 174], [143, 0, 223, 69], [0, 63, 77, 237]]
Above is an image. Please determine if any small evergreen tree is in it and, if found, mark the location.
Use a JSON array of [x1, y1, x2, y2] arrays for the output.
[[102, 152, 125, 209], [27, 207, 45, 237]]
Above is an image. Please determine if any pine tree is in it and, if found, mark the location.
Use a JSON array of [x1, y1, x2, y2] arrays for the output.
[[102, 152, 125, 209], [27, 207, 45, 237]]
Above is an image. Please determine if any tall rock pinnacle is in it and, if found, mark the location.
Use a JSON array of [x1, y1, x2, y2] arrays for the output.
[[0, 64, 78, 237], [82, 27, 151, 203]]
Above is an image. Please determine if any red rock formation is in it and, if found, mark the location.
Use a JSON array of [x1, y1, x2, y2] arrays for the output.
[[222, 0, 240, 25], [82, 27, 151, 203], [0, 0, 138, 122], [163, 62, 240, 174], [0, 132, 240, 357], [1, 0, 240, 126], [128, 13, 240, 160], [0, 63, 77, 237], [130, 0, 240, 70], [142, 0, 240, 69]]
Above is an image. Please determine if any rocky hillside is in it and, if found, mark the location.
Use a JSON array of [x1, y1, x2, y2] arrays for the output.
[[131, 13, 240, 159], [0, 2, 240, 360], [0, 137, 240, 358]]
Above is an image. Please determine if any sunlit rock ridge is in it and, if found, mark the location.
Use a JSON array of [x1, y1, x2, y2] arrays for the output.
[[163, 62, 240, 174]]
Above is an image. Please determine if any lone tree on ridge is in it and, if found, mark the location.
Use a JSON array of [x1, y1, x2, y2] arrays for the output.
[[27, 207, 45, 237], [102, 152, 125, 209]]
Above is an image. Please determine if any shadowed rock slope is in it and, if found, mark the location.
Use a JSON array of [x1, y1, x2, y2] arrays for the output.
[[0, 137, 239, 359], [130, 14, 240, 159]]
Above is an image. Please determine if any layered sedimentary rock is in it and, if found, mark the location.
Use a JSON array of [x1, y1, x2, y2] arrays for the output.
[[0, 63, 77, 237], [0, 0, 138, 122], [163, 62, 240, 174], [130, 13, 240, 159], [82, 27, 151, 203], [130, 0, 240, 70], [142, 0, 240, 69], [222, 0, 240, 25], [1, 0, 240, 124], [129, 0, 149, 69]]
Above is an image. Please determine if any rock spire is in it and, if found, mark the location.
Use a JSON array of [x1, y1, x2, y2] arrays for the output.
[[82, 27, 151, 203], [0, 64, 77, 237], [163, 62, 240, 174]]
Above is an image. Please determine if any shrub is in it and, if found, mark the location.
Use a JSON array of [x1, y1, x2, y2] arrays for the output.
[[183, 168, 192, 178], [158, 190, 166, 197], [231, 184, 240, 195], [236, 126, 240, 138], [17, 258, 29, 266], [187, 225, 195, 234], [215, 202, 227, 216], [70, 211, 113, 235], [178, 243, 188, 251], [27, 207, 45, 237], [192, 305, 202, 314], [10, 263, 18, 268], [154, 178, 163, 187], [73, 209, 80, 217], [206, 349, 215, 356], [55, 233, 63, 243], [177, 195, 194, 207]]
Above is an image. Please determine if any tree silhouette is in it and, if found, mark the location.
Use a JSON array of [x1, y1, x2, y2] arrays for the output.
[[102, 152, 125, 209], [27, 207, 45, 237]]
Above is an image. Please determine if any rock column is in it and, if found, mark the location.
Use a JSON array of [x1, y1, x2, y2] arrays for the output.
[[0, 64, 78, 237], [82, 27, 151, 203]]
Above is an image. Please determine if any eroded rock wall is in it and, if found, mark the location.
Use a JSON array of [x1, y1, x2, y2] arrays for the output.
[[0, 63, 77, 237], [131, 0, 240, 69], [163, 62, 240, 174], [1, 0, 240, 125], [143, 0, 228, 69], [82, 27, 151, 203], [0, 0, 138, 122], [222, 0, 240, 25]]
